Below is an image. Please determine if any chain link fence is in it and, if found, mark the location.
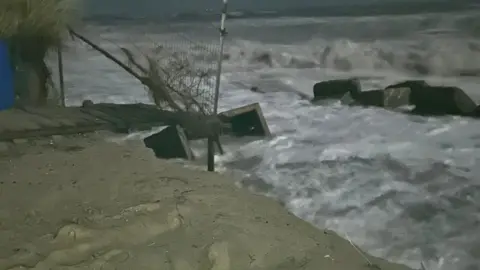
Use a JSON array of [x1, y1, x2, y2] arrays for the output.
[[120, 30, 222, 115], [48, 7, 228, 117]]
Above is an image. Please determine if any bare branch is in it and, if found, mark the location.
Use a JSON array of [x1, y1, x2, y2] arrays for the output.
[[69, 27, 215, 115]]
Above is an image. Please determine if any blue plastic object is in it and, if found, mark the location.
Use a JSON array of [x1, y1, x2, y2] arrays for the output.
[[0, 40, 14, 111]]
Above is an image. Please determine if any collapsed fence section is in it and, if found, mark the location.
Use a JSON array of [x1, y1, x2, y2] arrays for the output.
[[124, 34, 222, 115], [52, 3, 230, 171], [58, 24, 223, 115]]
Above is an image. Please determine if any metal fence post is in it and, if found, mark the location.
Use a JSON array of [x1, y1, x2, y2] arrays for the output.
[[207, 0, 228, 172], [57, 46, 65, 107], [213, 0, 228, 114]]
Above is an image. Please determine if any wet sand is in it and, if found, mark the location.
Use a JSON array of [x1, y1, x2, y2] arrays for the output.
[[0, 134, 415, 270]]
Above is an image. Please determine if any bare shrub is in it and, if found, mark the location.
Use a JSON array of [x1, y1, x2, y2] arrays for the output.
[[69, 28, 217, 115], [0, 0, 79, 40], [121, 45, 217, 115]]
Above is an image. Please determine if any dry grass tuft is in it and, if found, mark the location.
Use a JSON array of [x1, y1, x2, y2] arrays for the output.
[[0, 0, 80, 107], [0, 0, 79, 45]]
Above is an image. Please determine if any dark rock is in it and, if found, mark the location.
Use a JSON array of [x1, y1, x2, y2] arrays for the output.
[[386, 80, 478, 116], [252, 52, 273, 67], [250, 86, 261, 93], [219, 103, 271, 137], [473, 106, 480, 117], [312, 79, 361, 101], [352, 89, 385, 107], [143, 125, 194, 160], [81, 100, 94, 107], [410, 86, 477, 116]]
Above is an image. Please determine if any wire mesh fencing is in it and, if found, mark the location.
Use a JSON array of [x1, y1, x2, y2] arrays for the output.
[[49, 15, 226, 117], [120, 31, 222, 115]]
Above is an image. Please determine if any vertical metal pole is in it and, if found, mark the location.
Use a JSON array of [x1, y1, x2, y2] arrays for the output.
[[207, 136, 215, 171], [213, 0, 228, 114], [57, 46, 65, 107], [207, 0, 228, 172]]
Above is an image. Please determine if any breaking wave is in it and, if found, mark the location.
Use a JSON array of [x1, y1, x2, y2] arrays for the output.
[[222, 9, 480, 77], [225, 37, 480, 77]]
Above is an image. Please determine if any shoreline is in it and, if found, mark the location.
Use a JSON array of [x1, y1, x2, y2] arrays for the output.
[[0, 133, 415, 270]]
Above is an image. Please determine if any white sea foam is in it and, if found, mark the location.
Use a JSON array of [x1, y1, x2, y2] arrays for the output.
[[56, 10, 480, 270]]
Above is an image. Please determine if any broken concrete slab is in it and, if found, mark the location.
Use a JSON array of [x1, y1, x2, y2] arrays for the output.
[[143, 125, 194, 160], [219, 103, 271, 137]]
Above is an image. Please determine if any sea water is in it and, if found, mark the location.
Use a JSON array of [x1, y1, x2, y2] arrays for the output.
[[59, 3, 480, 269]]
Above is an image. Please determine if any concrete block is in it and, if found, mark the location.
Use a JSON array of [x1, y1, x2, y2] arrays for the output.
[[312, 78, 361, 101], [143, 125, 194, 160], [219, 103, 271, 137], [353, 89, 385, 107], [411, 86, 476, 116]]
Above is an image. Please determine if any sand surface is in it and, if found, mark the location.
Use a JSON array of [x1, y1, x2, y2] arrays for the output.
[[0, 134, 415, 270]]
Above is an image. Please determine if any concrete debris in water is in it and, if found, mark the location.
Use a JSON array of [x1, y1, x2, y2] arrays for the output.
[[311, 79, 480, 117]]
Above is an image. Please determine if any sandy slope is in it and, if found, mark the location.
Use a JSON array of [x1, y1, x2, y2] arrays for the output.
[[0, 135, 415, 270]]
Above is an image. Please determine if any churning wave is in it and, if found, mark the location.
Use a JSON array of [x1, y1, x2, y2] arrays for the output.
[[224, 37, 480, 77], [212, 9, 480, 270], [213, 86, 480, 270], [220, 10, 480, 78], [62, 4, 480, 269]]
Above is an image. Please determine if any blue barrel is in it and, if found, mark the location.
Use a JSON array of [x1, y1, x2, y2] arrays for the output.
[[0, 40, 14, 111]]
